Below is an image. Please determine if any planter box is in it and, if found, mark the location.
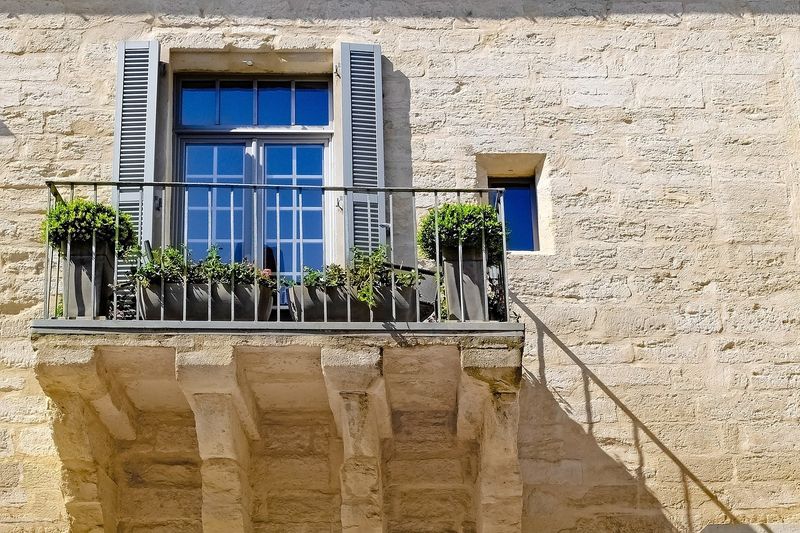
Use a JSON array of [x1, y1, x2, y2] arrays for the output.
[[442, 247, 487, 321], [62, 241, 114, 318], [288, 285, 434, 322], [139, 282, 273, 321]]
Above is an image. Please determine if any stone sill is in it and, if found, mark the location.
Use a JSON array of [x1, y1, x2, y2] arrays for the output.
[[31, 318, 525, 339]]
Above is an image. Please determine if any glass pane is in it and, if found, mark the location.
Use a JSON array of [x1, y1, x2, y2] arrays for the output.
[[181, 81, 216, 126], [299, 188, 322, 208], [296, 144, 323, 175], [187, 210, 209, 240], [186, 145, 214, 175], [301, 243, 324, 271], [300, 210, 323, 239], [295, 82, 329, 126], [188, 186, 209, 207], [265, 145, 293, 175], [258, 81, 291, 126], [217, 144, 245, 176], [219, 81, 253, 125], [265, 189, 293, 208], [188, 242, 207, 261], [502, 184, 536, 251]]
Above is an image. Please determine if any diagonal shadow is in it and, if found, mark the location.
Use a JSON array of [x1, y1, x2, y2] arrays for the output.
[[511, 293, 741, 532]]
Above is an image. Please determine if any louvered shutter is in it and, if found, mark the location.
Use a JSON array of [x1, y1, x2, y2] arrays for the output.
[[338, 42, 385, 251], [112, 40, 159, 249]]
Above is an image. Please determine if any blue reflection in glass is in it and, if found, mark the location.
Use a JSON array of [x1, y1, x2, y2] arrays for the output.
[[186, 145, 214, 175], [296, 145, 323, 175], [302, 243, 324, 270], [217, 145, 244, 176], [295, 82, 329, 125], [219, 82, 253, 125], [258, 82, 291, 126], [266, 145, 293, 175], [187, 211, 209, 240], [498, 183, 537, 251], [300, 211, 323, 239], [181, 81, 216, 126]]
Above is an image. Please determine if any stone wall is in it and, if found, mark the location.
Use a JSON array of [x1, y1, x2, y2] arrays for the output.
[[1, 1, 800, 531]]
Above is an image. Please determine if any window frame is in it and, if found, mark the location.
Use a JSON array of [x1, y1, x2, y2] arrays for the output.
[[174, 75, 334, 135], [488, 176, 540, 253]]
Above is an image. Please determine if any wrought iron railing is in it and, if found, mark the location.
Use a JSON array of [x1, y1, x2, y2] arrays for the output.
[[41, 181, 510, 324]]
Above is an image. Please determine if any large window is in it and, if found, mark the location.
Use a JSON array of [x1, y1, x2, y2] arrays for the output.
[[176, 77, 331, 289], [489, 177, 539, 252]]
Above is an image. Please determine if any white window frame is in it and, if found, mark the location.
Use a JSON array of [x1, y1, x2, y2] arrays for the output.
[[173, 75, 337, 265]]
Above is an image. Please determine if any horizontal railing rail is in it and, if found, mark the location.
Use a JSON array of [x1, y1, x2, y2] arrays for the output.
[[41, 180, 510, 325]]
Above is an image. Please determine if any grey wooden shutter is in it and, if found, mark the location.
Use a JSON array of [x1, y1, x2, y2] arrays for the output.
[[339, 42, 386, 251], [112, 40, 159, 248]]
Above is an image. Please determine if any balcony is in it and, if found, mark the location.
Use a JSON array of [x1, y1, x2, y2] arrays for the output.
[[33, 180, 521, 335], [30, 180, 526, 530]]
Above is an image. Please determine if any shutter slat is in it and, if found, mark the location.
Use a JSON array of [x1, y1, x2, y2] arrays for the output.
[[339, 42, 386, 252], [112, 40, 159, 309]]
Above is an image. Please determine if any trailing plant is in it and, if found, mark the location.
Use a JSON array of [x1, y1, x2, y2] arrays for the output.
[[417, 202, 504, 264], [300, 264, 347, 288], [43, 198, 136, 255], [132, 246, 201, 287], [229, 260, 275, 288]]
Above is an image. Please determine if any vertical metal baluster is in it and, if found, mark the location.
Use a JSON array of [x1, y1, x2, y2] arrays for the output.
[[411, 191, 420, 322], [457, 191, 464, 322], [480, 191, 489, 321], [90, 185, 98, 319], [137, 185, 144, 321], [64, 184, 74, 320], [367, 192, 374, 323], [498, 190, 510, 321], [112, 186, 119, 319], [207, 186, 212, 322], [322, 188, 328, 323], [230, 187, 235, 322], [344, 190, 352, 323], [433, 191, 441, 322], [160, 184, 166, 321], [253, 185, 258, 322], [298, 187, 305, 323], [183, 187, 189, 322], [388, 192, 396, 321], [275, 188, 281, 323], [42, 187, 52, 318]]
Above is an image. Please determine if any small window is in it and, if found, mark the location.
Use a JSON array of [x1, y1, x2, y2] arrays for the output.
[[489, 177, 539, 252]]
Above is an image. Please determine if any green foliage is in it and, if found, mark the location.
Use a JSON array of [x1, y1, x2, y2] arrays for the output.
[[132, 246, 199, 287], [43, 198, 137, 255], [135, 246, 275, 289], [417, 202, 504, 264], [298, 246, 422, 309], [300, 263, 347, 289]]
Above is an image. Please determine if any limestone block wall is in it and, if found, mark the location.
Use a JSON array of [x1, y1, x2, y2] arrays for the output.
[[0, 1, 799, 531]]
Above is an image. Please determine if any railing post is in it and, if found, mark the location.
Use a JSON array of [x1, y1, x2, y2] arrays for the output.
[[498, 190, 510, 322], [42, 186, 52, 319]]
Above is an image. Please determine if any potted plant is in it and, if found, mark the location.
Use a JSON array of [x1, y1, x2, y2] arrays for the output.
[[287, 246, 435, 322], [135, 246, 274, 321], [417, 203, 504, 321], [197, 248, 274, 321], [43, 198, 136, 318], [134, 246, 207, 320]]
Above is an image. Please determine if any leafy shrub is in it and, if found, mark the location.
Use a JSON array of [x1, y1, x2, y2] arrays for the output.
[[417, 203, 504, 264], [300, 246, 420, 309], [43, 198, 136, 255], [132, 246, 200, 287], [135, 246, 275, 288]]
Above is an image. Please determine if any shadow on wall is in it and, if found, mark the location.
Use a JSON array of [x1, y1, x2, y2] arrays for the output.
[[6, 0, 800, 18], [512, 295, 742, 533]]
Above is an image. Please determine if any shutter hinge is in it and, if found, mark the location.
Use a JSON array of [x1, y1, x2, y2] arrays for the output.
[[333, 63, 341, 78], [159, 62, 167, 76]]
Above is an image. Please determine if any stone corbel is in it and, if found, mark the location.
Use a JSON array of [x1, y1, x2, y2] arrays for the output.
[[458, 346, 523, 533], [36, 344, 137, 441], [176, 346, 259, 533], [321, 345, 391, 532]]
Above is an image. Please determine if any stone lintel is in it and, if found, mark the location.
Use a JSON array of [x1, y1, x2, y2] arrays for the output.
[[176, 346, 259, 441], [36, 345, 136, 441]]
